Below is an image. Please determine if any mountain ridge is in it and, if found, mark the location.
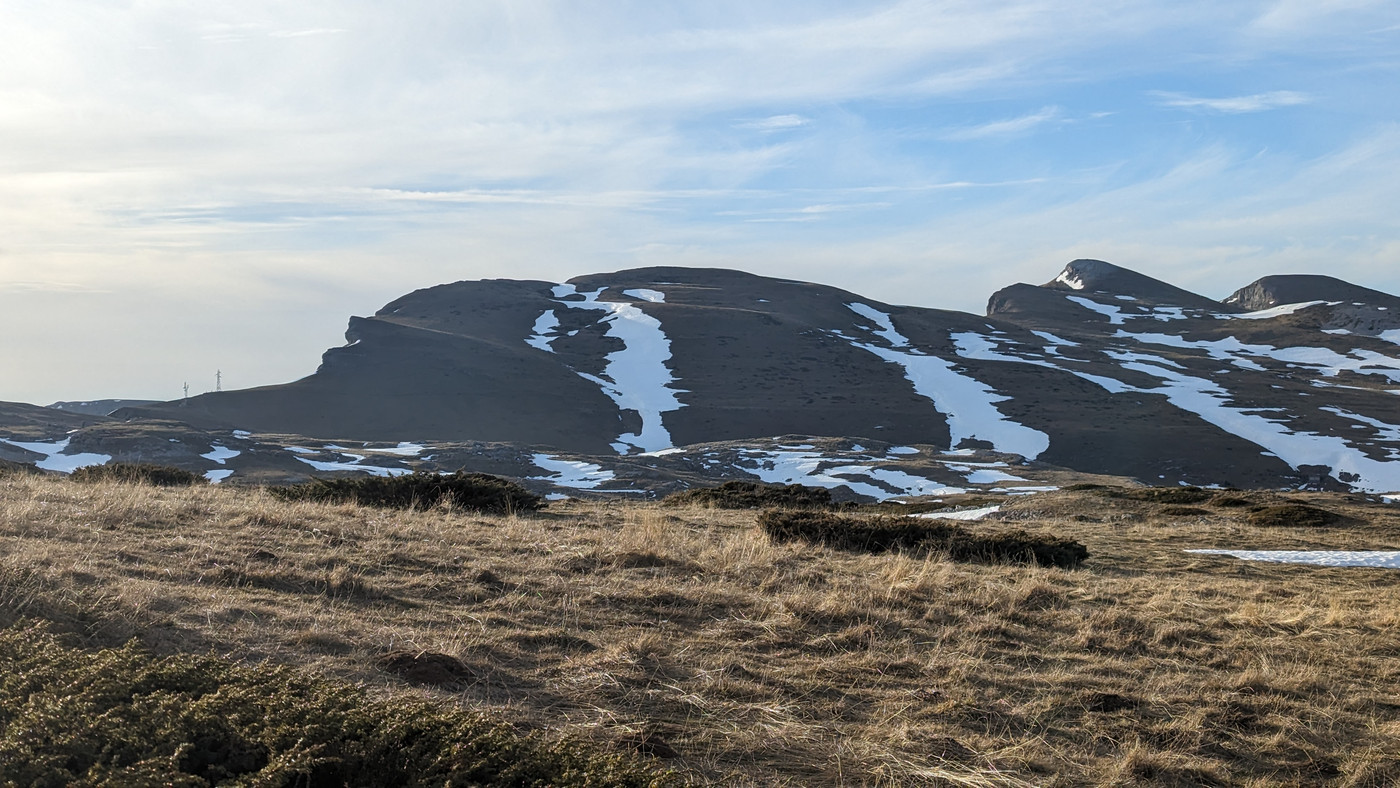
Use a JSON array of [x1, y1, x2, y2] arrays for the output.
[[9, 259, 1399, 496]]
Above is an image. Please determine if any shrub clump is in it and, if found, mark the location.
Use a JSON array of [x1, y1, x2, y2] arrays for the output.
[[1121, 486, 1214, 505], [270, 471, 542, 514], [70, 462, 205, 487], [1247, 504, 1341, 528], [664, 480, 834, 509], [0, 623, 667, 787], [757, 509, 1088, 569], [0, 459, 40, 477]]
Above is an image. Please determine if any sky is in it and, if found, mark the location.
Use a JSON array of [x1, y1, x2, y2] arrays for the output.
[[2, 1, 1399, 405]]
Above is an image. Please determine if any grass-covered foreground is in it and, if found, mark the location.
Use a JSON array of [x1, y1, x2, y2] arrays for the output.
[[2, 472, 1400, 785], [0, 624, 664, 787]]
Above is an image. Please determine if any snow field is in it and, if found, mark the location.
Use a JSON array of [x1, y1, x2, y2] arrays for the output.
[[0, 438, 111, 473], [544, 285, 686, 455], [843, 304, 1050, 460]]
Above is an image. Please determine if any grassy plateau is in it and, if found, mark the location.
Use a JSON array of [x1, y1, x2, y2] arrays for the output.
[[1, 472, 1399, 785]]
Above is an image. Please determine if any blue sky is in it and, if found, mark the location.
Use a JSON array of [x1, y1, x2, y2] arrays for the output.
[[2, 1, 1398, 404]]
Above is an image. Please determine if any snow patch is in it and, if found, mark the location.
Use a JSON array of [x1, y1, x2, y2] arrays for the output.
[[840, 306, 1050, 460], [0, 438, 110, 473], [846, 303, 909, 348], [623, 288, 666, 303], [913, 505, 1001, 521], [548, 285, 685, 454], [1054, 270, 1086, 290], [887, 446, 920, 455], [1066, 296, 1128, 324], [1228, 301, 1332, 320], [736, 448, 965, 500], [525, 310, 560, 352], [205, 469, 234, 483], [201, 444, 240, 464], [1186, 549, 1400, 568], [530, 453, 616, 489], [1119, 360, 1400, 492]]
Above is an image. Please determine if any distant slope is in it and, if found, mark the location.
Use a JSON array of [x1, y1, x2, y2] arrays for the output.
[[49, 399, 160, 417], [36, 260, 1400, 492]]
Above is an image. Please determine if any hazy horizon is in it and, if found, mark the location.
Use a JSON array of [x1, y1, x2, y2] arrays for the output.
[[4, 1, 1399, 405]]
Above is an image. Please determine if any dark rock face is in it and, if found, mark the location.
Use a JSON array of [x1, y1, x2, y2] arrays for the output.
[[1224, 274, 1400, 312], [10, 260, 1400, 494]]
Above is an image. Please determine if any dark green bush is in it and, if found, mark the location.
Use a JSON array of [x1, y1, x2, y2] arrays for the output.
[[664, 480, 833, 509], [270, 471, 542, 514], [70, 463, 205, 487], [1247, 504, 1340, 528], [0, 623, 667, 787], [757, 510, 1088, 569]]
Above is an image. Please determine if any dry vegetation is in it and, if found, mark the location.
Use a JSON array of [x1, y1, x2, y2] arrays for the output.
[[3, 473, 1400, 785]]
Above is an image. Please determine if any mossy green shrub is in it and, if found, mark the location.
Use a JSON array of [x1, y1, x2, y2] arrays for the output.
[[1247, 504, 1341, 528], [663, 480, 833, 509], [757, 510, 1088, 569], [70, 463, 205, 487], [270, 471, 542, 514], [0, 623, 669, 787]]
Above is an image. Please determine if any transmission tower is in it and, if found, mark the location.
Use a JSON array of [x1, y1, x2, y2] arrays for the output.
[[216, 370, 222, 392]]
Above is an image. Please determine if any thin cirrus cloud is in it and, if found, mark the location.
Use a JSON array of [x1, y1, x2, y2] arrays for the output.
[[939, 106, 1063, 141], [734, 114, 811, 131], [1151, 90, 1312, 113], [0, 1, 1398, 405]]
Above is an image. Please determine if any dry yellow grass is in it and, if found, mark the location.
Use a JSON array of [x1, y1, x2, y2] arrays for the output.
[[3, 474, 1400, 786]]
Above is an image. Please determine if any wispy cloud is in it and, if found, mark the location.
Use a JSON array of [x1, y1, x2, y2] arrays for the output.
[[1152, 90, 1311, 113], [941, 106, 1061, 141], [269, 28, 348, 38], [734, 114, 810, 131]]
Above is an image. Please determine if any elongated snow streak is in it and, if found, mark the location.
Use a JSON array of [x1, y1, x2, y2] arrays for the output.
[[1065, 295, 1128, 324], [843, 305, 1050, 460], [623, 288, 666, 303], [0, 437, 110, 473], [550, 285, 685, 454], [1226, 301, 1331, 320], [530, 453, 616, 489], [205, 469, 234, 483], [1116, 330, 1400, 382], [525, 310, 560, 352], [1120, 359, 1400, 492], [1186, 550, 1400, 568], [737, 448, 965, 500], [847, 302, 909, 348], [912, 505, 1001, 521]]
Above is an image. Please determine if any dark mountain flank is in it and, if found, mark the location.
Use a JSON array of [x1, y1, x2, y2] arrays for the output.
[[1224, 274, 1400, 312], [15, 260, 1400, 495]]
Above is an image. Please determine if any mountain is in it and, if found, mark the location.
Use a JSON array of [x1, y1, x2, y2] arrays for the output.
[[1224, 274, 1400, 312], [10, 260, 1400, 497]]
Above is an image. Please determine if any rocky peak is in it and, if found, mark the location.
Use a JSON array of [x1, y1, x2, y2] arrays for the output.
[[1224, 274, 1400, 312]]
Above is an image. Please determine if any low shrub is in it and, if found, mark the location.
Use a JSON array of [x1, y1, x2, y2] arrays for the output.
[[757, 510, 1088, 569], [0, 623, 667, 787], [1247, 504, 1341, 528], [1210, 494, 1254, 508], [0, 459, 39, 477], [664, 480, 834, 509], [70, 463, 205, 487], [1120, 487, 1214, 505], [270, 471, 542, 514]]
